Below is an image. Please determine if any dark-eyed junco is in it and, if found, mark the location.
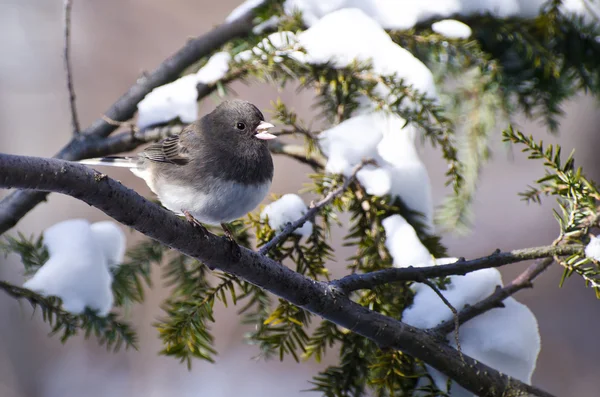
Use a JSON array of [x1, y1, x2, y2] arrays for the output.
[[80, 99, 276, 238]]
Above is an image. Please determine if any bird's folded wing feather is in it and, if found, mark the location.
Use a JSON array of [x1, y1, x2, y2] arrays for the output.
[[142, 133, 191, 165]]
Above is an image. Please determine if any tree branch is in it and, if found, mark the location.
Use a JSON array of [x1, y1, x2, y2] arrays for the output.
[[433, 257, 554, 336], [0, 153, 554, 397], [259, 159, 372, 255], [63, 0, 80, 135], [267, 140, 326, 169], [330, 245, 582, 293], [0, 7, 259, 235]]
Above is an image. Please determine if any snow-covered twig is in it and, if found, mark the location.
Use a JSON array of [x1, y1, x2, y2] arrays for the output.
[[330, 245, 582, 293], [259, 158, 373, 255], [63, 0, 80, 135], [0, 152, 556, 397], [433, 257, 554, 336]]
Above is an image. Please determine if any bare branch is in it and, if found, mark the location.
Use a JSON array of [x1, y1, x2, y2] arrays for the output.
[[0, 153, 555, 397], [268, 140, 326, 169], [259, 159, 373, 255], [63, 0, 80, 134], [0, 6, 260, 235], [433, 258, 554, 336], [330, 245, 582, 293]]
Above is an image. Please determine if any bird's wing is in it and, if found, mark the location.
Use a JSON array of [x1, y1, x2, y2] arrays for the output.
[[141, 133, 191, 165]]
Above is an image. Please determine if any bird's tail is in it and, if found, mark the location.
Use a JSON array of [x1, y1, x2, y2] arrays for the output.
[[79, 156, 137, 168]]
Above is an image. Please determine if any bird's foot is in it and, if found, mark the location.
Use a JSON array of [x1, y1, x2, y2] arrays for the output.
[[220, 223, 237, 244], [183, 210, 209, 234]]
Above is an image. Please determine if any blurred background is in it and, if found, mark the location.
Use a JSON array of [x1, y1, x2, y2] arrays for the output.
[[1, 1, 599, 396]]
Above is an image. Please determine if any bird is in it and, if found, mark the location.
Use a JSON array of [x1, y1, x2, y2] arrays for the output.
[[80, 99, 276, 240]]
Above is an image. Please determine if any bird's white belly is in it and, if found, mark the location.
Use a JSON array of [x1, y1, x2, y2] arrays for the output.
[[154, 179, 271, 225]]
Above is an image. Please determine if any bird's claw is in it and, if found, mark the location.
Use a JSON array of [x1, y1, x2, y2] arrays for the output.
[[220, 223, 237, 244], [183, 210, 209, 234]]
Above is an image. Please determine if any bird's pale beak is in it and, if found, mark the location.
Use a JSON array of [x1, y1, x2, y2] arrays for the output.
[[254, 121, 277, 140]]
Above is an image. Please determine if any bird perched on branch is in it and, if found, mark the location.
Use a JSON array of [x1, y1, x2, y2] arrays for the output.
[[80, 99, 276, 240]]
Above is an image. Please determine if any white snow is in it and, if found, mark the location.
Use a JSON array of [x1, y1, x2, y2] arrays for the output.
[[90, 221, 127, 270], [356, 166, 391, 197], [319, 113, 433, 230], [318, 113, 384, 176], [382, 215, 432, 267], [234, 31, 304, 64], [137, 52, 231, 129], [225, 0, 265, 23], [404, 268, 541, 393], [585, 235, 600, 261], [195, 52, 232, 85], [297, 8, 438, 102], [137, 75, 199, 130], [261, 194, 313, 237], [23, 219, 126, 317], [284, 0, 596, 29], [253, 16, 281, 34], [432, 19, 472, 39]]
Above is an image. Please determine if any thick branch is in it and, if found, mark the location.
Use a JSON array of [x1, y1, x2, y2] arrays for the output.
[[331, 245, 582, 293], [433, 258, 554, 335], [0, 8, 258, 235], [0, 153, 554, 397], [259, 159, 371, 255]]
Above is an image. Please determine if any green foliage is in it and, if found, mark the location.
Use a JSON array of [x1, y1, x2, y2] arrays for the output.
[[0, 232, 48, 276], [0, 280, 137, 351], [310, 333, 375, 397], [463, 7, 600, 131], [503, 126, 600, 294], [155, 220, 253, 367], [436, 67, 504, 232], [112, 239, 162, 307]]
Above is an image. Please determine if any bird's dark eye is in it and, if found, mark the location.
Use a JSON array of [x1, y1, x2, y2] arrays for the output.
[[236, 122, 246, 130]]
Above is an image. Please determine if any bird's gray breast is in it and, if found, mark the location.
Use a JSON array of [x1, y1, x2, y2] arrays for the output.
[[153, 176, 271, 225]]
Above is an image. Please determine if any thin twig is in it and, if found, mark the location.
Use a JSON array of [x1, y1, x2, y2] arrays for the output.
[[433, 258, 554, 336], [268, 140, 326, 169], [330, 245, 582, 293], [63, 0, 80, 134], [414, 274, 462, 359], [259, 159, 374, 255]]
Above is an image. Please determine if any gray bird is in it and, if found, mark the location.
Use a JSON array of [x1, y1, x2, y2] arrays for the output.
[[80, 99, 276, 238]]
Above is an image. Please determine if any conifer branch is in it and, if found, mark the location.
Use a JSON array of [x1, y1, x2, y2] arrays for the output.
[[259, 159, 373, 255], [0, 279, 137, 350], [330, 245, 582, 293], [0, 153, 554, 397]]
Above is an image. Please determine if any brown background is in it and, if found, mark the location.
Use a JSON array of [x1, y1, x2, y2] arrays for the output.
[[1, 1, 599, 396]]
